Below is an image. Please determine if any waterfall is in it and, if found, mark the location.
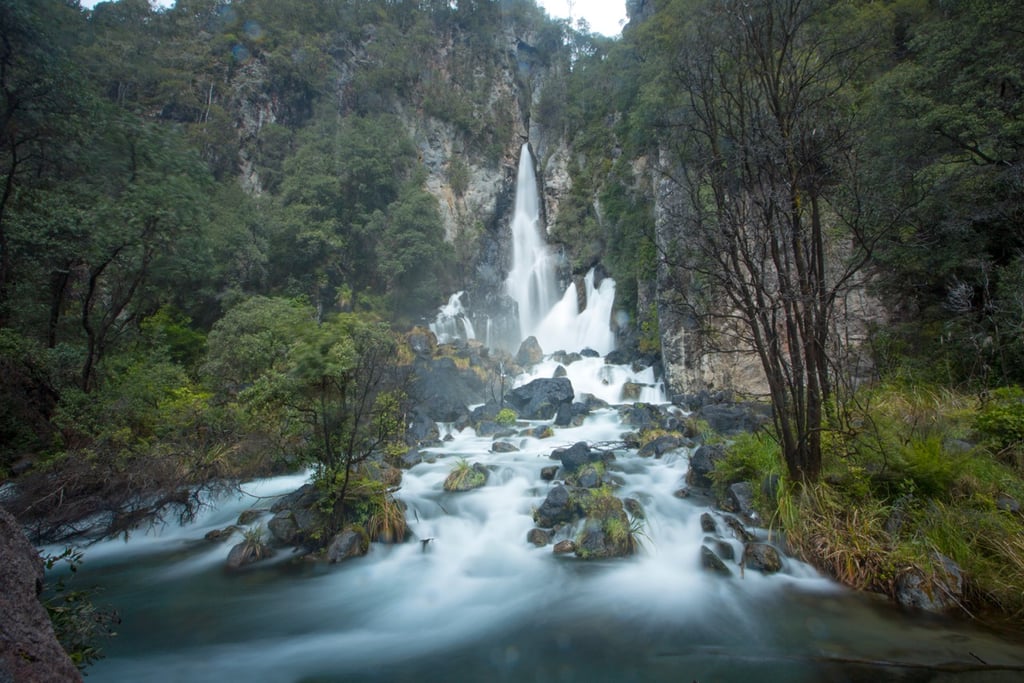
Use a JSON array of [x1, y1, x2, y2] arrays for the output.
[[429, 291, 476, 344], [505, 144, 617, 355], [505, 143, 561, 343]]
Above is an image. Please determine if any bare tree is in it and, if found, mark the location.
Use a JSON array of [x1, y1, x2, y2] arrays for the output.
[[654, 0, 888, 481]]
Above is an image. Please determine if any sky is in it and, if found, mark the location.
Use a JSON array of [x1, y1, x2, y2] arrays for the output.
[[81, 1, 629, 37]]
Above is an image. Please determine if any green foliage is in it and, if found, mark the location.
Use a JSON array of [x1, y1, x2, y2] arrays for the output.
[[495, 408, 517, 426], [443, 459, 486, 492], [43, 548, 118, 671], [975, 387, 1024, 456], [710, 432, 784, 504]]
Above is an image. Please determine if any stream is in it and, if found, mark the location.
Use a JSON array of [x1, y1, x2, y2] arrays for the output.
[[67, 370, 1024, 683]]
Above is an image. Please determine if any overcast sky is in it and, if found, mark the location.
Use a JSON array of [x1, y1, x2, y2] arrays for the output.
[[80, 1, 628, 36]]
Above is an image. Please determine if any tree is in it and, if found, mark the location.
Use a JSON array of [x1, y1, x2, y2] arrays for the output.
[[648, 0, 887, 481]]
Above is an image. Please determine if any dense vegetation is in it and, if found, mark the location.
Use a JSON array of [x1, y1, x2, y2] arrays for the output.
[[1, 0, 1022, 638]]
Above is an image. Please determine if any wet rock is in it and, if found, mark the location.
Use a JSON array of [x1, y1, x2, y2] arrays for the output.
[[271, 484, 319, 514], [516, 336, 544, 366], [701, 545, 733, 576], [580, 348, 600, 358], [443, 462, 489, 492], [406, 408, 440, 447], [567, 463, 604, 489], [700, 512, 717, 533], [521, 425, 554, 439], [704, 537, 736, 562], [742, 543, 783, 574], [673, 488, 690, 499], [686, 444, 726, 489], [697, 402, 771, 436], [326, 528, 368, 563], [0, 508, 82, 682], [621, 382, 643, 401], [638, 434, 684, 458], [226, 539, 274, 569], [623, 498, 645, 520], [533, 484, 582, 528], [553, 365, 567, 378], [540, 465, 559, 481], [553, 539, 576, 554], [267, 512, 302, 546], [618, 403, 661, 430], [723, 515, 756, 543], [554, 402, 574, 427], [527, 528, 551, 547], [491, 441, 519, 453], [237, 509, 265, 526], [506, 377, 574, 420], [895, 552, 964, 613], [205, 526, 239, 542], [552, 441, 606, 474], [724, 482, 758, 521], [551, 351, 583, 366]]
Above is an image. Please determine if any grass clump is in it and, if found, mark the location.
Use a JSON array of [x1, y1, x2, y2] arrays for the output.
[[443, 459, 487, 492], [495, 408, 517, 426]]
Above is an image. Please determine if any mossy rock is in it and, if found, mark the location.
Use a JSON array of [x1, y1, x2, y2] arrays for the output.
[[443, 462, 488, 492]]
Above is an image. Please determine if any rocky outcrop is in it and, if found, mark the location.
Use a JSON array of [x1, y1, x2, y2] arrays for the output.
[[0, 508, 81, 682], [506, 377, 574, 420]]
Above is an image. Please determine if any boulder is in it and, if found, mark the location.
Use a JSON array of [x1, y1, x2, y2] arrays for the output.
[[697, 402, 770, 436], [618, 403, 661, 430], [551, 441, 606, 475], [326, 528, 368, 563], [553, 539, 577, 555], [723, 482, 758, 521], [516, 336, 545, 366], [205, 526, 238, 542], [553, 365, 568, 378], [527, 528, 551, 547], [267, 512, 302, 546], [490, 441, 519, 453], [895, 552, 964, 613], [443, 462, 489, 492], [540, 465, 559, 481], [700, 545, 733, 576], [567, 463, 604, 489], [686, 444, 726, 489], [742, 543, 783, 574], [623, 498, 645, 520], [271, 484, 319, 514], [237, 509, 265, 526], [554, 402, 574, 427], [533, 485, 582, 528], [723, 515, 756, 543], [409, 356, 481, 422], [637, 434, 684, 458], [704, 537, 736, 562], [700, 512, 717, 533], [226, 539, 274, 569], [506, 377, 575, 420], [405, 407, 441, 447], [0, 508, 82, 682], [580, 348, 600, 358]]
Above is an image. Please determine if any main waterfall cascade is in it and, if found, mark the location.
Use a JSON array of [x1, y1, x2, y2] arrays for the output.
[[62, 144, 1024, 681], [430, 143, 618, 357]]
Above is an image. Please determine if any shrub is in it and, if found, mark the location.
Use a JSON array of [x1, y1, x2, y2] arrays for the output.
[[495, 408, 517, 426], [975, 387, 1024, 460]]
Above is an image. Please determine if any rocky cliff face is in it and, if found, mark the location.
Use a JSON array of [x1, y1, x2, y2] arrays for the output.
[[0, 508, 81, 682]]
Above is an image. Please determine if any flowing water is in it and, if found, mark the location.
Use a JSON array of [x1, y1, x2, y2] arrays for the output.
[[66, 144, 1024, 681], [65, 386, 1024, 682]]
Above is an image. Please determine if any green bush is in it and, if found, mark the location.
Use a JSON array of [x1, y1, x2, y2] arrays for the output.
[[975, 387, 1024, 455], [495, 408, 517, 426]]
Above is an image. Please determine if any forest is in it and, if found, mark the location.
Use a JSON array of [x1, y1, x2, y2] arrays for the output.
[[1, 0, 1024, 669]]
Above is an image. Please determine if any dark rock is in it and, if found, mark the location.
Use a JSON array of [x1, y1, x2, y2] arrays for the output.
[[533, 485, 582, 528], [580, 348, 600, 358], [697, 402, 771, 436], [700, 512, 717, 533], [638, 434, 684, 458], [521, 425, 554, 439], [673, 488, 690, 499], [0, 508, 82, 682], [553, 365, 568, 378], [405, 407, 441, 446], [271, 484, 319, 514], [540, 465, 559, 481], [516, 336, 545, 366], [477, 421, 513, 437], [407, 327, 436, 358], [400, 449, 427, 468], [470, 401, 501, 423], [506, 377, 575, 420], [551, 351, 583, 366], [205, 526, 238, 542], [621, 382, 643, 401], [623, 497, 645, 519], [552, 441, 606, 474], [226, 539, 274, 569], [723, 515, 756, 543], [700, 545, 733, 576], [267, 512, 302, 546], [704, 537, 736, 561], [895, 552, 964, 613], [724, 482, 758, 521], [604, 349, 632, 365], [553, 539, 576, 554], [687, 444, 726, 489], [491, 441, 519, 453], [742, 543, 783, 574], [237, 509, 265, 526], [618, 403, 661, 429], [568, 463, 604, 489], [996, 494, 1021, 514], [527, 528, 551, 547], [554, 402, 573, 427], [326, 529, 368, 563], [577, 393, 610, 411]]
